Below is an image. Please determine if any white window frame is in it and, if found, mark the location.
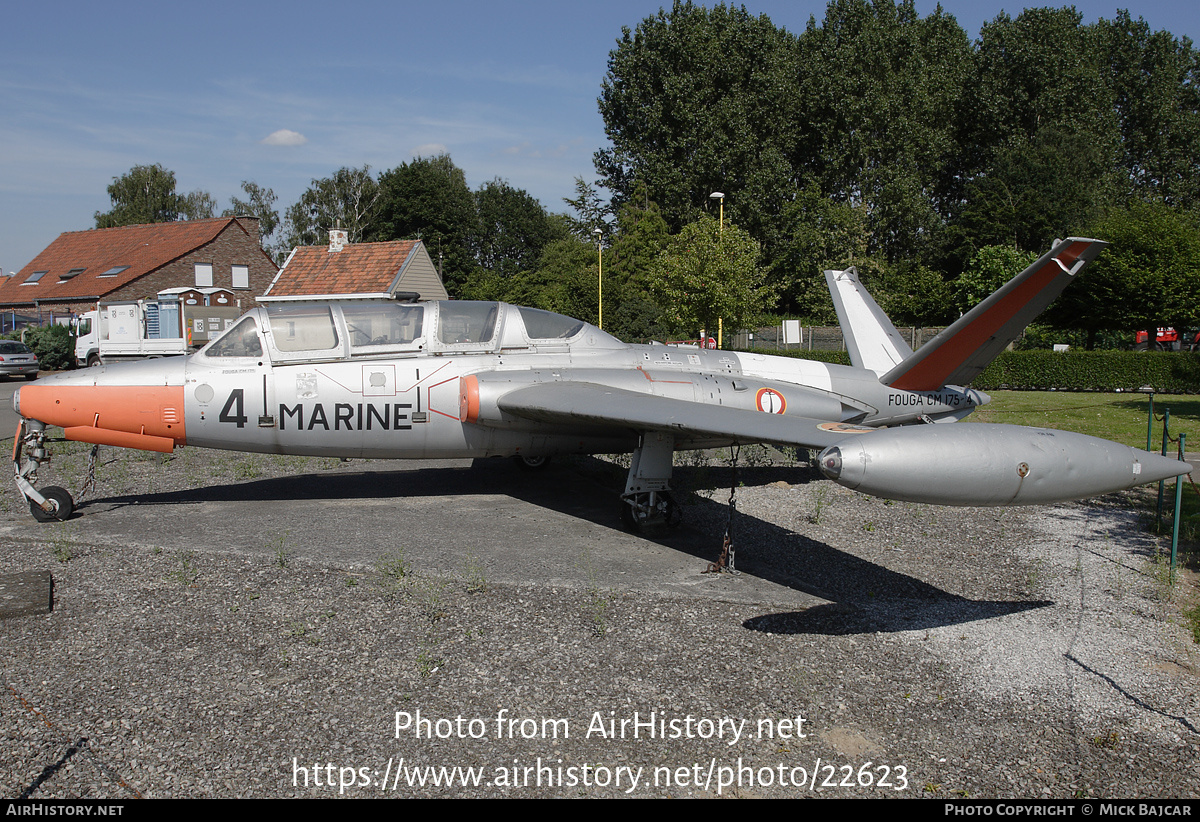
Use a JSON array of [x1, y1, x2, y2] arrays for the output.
[[194, 262, 213, 287]]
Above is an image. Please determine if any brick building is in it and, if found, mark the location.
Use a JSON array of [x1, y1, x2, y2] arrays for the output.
[[0, 217, 277, 324], [263, 230, 449, 301]]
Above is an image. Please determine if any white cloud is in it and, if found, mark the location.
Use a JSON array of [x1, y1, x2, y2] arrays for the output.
[[411, 142, 449, 157], [261, 129, 308, 146]]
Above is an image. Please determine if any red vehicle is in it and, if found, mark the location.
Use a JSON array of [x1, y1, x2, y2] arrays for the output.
[[1134, 328, 1200, 351]]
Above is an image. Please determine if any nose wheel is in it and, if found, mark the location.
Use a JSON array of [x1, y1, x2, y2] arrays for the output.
[[29, 485, 74, 522], [620, 490, 681, 532]]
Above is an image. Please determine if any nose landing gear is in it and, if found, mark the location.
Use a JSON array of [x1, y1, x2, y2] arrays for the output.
[[13, 419, 75, 522], [619, 431, 681, 532]]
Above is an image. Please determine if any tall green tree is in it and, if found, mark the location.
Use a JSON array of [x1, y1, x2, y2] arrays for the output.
[[771, 182, 871, 319], [647, 216, 771, 337], [223, 181, 279, 247], [947, 7, 1119, 269], [562, 177, 613, 243], [371, 154, 479, 292], [471, 179, 564, 277], [949, 128, 1112, 261], [1096, 11, 1200, 209], [595, 1, 800, 240], [600, 185, 672, 341], [797, 0, 972, 264], [963, 8, 1115, 163], [279, 166, 380, 252], [95, 163, 215, 227]]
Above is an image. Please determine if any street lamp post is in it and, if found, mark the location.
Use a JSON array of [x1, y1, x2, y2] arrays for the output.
[[709, 191, 725, 233], [709, 192, 725, 347], [594, 227, 604, 330]]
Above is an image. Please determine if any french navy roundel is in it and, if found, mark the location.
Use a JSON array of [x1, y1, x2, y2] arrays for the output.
[[755, 387, 787, 414]]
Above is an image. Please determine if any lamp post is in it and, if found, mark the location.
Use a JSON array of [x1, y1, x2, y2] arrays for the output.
[[709, 192, 725, 347], [709, 191, 725, 233], [594, 227, 604, 330]]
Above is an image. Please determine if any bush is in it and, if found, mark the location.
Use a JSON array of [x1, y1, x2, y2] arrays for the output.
[[15, 324, 75, 371]]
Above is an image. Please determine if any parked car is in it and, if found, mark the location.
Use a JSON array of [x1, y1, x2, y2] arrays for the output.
[[0, 340, 39, 380]]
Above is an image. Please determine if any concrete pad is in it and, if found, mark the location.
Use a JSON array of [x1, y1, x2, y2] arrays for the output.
[[0, 571, 52, 617]]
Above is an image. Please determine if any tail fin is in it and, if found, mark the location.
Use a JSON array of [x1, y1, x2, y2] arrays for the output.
[[881, 238, 1108, 391], [825, 266, 914, 374]]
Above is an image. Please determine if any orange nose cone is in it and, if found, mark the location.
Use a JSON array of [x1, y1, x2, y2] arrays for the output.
[[18, 384, 186, 452]]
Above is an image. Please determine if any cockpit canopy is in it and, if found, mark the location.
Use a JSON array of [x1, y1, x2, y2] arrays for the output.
[[200, 301, 624, 362]]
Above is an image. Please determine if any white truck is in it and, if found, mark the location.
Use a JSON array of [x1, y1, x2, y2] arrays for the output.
[[74, 297, 243, 367]]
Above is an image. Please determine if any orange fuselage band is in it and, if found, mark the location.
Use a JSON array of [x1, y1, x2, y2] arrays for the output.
[[459, 375, 480, 424], [20, 385, 186, 449]]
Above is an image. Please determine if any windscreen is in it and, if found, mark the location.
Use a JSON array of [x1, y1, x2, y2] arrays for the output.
[[205, 316, 263, 358], [266, 305, 340, 352]]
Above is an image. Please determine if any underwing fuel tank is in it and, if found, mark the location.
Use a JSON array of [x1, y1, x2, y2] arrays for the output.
[[818, 423, 1192, 506]]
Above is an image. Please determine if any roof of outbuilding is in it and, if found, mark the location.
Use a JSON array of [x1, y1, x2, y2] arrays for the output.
[[264, 240, 421, 297], [0, 218, 255, 304]]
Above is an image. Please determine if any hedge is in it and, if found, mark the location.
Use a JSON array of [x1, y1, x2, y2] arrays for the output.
[[738, 348, 1200, 393], [974, 350, 1200, 393]]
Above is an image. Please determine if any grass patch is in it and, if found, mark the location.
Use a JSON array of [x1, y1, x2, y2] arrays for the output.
[[1181, 601, 1200, 643], [972, 391, 1198, 449]]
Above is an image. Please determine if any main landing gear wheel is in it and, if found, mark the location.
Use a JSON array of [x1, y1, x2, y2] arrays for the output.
[[515, 455, 551, 471], [30, 486, 74, 523], [620, 490, 681, 532]]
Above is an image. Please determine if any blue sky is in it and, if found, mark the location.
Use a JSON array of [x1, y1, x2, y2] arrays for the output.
[[3, 0, 1197, 273]]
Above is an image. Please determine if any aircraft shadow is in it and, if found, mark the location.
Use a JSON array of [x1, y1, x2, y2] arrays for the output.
[[82, 456, 1051, 635]]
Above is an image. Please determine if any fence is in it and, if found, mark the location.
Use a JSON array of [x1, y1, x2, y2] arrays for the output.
[[730, 325, 945, 352]]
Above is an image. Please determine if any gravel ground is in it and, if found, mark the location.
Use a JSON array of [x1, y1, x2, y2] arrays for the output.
[[1, 444, 1197, 799]]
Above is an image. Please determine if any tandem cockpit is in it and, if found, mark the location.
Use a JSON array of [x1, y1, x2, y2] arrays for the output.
[[199, 299, 626, 364]]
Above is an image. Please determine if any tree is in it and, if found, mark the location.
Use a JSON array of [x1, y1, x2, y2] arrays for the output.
[[797, 0, 972, 264], [471, 179, 564, 277], [647, 216, 771, 337], [601, 185, 672, 341], [1096, 11, 1200, 209], [771, 182, 871, 319], [371, 155, 479, 292], [1046, 200, 1200, 348], [95, 163, 215, 227], [223, 181, 279, 246], [595, 1, 800, 240], [954, 245, 1038, 315], [562, 177, 613, 242], [279, 166, 379, 251], [949, 128, 1112, 262]]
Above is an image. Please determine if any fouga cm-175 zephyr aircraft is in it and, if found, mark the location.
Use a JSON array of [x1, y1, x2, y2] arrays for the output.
[[10, 237, 1192, 526]]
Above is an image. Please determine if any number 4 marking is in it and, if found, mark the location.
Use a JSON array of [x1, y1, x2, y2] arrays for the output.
[[219, 389, 248, 428]]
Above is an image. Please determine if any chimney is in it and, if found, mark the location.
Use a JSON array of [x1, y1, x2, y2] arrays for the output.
[[328, 228, 348, 253]]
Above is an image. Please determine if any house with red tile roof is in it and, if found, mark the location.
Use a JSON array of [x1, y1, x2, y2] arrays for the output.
[[263, 230, 449, 301], [0, 217, 276, 323]]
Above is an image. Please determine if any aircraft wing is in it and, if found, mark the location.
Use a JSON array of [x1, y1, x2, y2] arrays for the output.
[[495, 382, 867, 450]]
